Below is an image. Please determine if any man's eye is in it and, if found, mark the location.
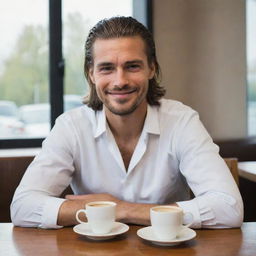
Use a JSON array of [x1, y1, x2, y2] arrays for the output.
[[99, 66, 113, 73], [127, 64, 140, 71]]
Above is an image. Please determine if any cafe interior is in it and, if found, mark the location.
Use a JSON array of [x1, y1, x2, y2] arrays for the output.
[[0, 0, 256, 255]]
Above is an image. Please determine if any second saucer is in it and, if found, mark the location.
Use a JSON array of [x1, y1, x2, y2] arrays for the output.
[[137, 226, 196, 246]]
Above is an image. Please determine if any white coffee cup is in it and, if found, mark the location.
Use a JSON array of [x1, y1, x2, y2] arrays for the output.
[[76, 201, 116, 234], [150, 205, 193, 240]]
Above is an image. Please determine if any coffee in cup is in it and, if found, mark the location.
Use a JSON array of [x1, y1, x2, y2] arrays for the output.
[[76, 201, 116, 234]]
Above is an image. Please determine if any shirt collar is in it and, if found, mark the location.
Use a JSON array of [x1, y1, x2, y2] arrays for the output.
[[93, 104, 160, 138], [94, 108, 107, 138], [144, 104, 160, 135]]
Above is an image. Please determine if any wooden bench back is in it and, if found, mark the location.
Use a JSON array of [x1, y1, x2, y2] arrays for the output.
[[224, 158, 239, 186], [0, 156, 35, 222]]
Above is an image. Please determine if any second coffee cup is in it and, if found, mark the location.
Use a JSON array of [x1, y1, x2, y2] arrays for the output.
[[76, 201, 116, 234], [150, 205, 193, 240]]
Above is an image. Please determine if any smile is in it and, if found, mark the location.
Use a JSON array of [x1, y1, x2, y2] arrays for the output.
[[107, 89, 137, 95]]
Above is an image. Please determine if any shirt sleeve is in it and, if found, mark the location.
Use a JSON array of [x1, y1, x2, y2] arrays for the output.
[[11, 115, 76, 229], [174, 110, 243, 229]]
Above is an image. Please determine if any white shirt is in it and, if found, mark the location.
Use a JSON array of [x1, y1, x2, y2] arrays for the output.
[[11, 99, 243, 229]]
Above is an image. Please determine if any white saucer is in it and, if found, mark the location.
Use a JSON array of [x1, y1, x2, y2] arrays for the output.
[[73, 222, 129, 241], [137, 226, 196, 246]]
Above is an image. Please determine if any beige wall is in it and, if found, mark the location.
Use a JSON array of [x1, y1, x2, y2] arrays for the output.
[[153, 0, 247, 140]]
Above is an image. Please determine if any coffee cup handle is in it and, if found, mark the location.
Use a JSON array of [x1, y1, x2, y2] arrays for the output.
[[75, 209, 87, 224], [183, 211, 194, 228]]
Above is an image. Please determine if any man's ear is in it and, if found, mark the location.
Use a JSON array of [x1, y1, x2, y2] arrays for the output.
[[89, 68, 95, 84], [149, 63, 156, 80]]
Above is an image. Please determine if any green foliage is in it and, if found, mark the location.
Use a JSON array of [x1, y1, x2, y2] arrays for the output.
[[0, 13, 90, 106], [63, 13, 90, 96], [0, 25, 48, 106]]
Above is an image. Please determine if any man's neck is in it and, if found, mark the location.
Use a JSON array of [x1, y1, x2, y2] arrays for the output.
[[105, 103, 147, 141], [104, 102, 148, 171]]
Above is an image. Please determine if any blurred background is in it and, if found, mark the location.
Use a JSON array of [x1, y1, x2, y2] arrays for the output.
[[0, 0, 255, 151]]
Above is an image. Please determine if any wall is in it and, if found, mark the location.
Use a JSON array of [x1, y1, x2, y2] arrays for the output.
[[153, 0, 247, 140]]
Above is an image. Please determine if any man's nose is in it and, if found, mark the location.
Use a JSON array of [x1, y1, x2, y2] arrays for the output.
[[114, 69, 128, 87]]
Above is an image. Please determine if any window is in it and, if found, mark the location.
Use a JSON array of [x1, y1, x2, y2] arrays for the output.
[[0, 0, 151, 148], [247, 0, 256, 136], [0, 0, 49, 140]]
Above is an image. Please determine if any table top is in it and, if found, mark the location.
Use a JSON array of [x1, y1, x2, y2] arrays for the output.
[[0, 222, 256, 256], [238, 161, 256, 182]]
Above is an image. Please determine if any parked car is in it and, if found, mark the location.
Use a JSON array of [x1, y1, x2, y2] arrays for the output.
[[18, 95, 83, 138], [0, 100, 25, 138], [0, 100, 18, 117], [19, 103, 51, 138]]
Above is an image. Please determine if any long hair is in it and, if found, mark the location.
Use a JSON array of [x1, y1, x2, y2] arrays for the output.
[[83, 16, 165, 110]]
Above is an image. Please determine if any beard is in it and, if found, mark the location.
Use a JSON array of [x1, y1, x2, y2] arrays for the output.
[[105, 100, 141, 116], [101, 85, 147, 116]]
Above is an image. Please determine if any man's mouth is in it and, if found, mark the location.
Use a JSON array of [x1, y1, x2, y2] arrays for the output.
[[107, 89, 137, 95]]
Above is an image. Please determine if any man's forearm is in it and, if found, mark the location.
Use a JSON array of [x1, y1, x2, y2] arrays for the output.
[[57, 198, 153, 226], [57, 199, 155, 227], [57, 199, 86, 226], [57, 193, 178, 227], [119, 201, 155, 225]]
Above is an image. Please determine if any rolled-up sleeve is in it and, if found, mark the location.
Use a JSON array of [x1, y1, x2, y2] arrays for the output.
[[177, 191, 243, 229], [11, 115, 76, 228], [175, 111, 243, 228]]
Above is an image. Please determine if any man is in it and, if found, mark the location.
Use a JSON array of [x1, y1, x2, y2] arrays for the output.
[[11, 16, 243, 229]]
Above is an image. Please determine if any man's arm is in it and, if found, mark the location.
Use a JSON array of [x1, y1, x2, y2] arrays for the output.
[[175, 110, 244, 229], [11, 115, 77, 229], [58, 193, 178, 226]]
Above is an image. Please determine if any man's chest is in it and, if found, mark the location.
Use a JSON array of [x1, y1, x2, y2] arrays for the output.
[[116, 139, 139, 171], [74, 148, 188, 204]]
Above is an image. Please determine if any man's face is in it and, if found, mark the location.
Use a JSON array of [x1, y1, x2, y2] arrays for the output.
[[89, 36, 155, 116]]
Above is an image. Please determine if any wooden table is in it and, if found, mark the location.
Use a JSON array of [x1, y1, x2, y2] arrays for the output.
[[0, 223, 256, 256], [238, 161, 256, 182]]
